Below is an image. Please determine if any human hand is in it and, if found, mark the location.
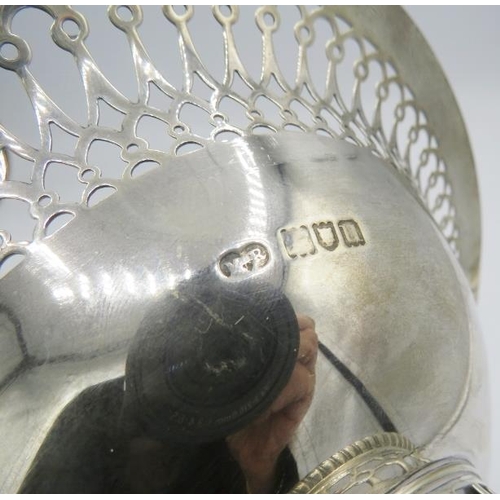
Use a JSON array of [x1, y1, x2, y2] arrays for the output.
[[226, 314, 318, 493]]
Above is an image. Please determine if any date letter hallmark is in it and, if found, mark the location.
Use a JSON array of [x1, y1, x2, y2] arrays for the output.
[[279, 219, 365, 259], [219, 242, 270, 278], [338, 219, 366, 247]]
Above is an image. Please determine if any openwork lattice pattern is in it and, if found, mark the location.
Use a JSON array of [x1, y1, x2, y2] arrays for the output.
[[0, 5, 459, 270]]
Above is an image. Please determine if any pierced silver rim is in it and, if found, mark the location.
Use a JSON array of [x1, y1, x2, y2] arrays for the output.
[[0, 6, 480, 291]]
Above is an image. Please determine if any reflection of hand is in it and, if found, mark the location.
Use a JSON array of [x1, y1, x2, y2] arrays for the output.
[[226, 315, 318, 493]]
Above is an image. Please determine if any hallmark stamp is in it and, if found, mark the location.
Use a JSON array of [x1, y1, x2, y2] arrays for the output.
[[312, 221, 339, 252], [279, 225, 317, 259], [338, 219, 365, 247], [279, 219, 365, 259], [219, 242, 270, 278]]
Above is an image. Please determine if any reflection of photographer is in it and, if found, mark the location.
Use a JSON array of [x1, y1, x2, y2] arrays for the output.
[[228, 314, 318, 493], [20, 286, 317, 493], [122, 314, 317, 493]]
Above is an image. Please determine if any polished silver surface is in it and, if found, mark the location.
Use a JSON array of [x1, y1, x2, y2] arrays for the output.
[[290, 432, 486, 494], [0, 5, 490, 494], [290, 433, 428, 494]]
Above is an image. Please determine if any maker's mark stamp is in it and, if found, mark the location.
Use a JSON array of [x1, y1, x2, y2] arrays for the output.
[[219, 242, 270, 278]]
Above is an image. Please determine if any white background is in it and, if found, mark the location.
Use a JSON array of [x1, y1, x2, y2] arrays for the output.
[[405, 6, 500, 490]]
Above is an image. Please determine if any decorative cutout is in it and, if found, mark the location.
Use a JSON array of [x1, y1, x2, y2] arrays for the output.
[[176, 141, 203, 156], [131, 160, 159, 178], [87, 185, 116, 207], [62, 19, 81, 40], [4, 150, 33, 183], [215, 130, 241, 143], [0, 198, 36, 243], [97, 99, 125, 131], [0, 42, 18, 61], [87, 140, 127, 179], [12, 7, 87, 124], [178, 102, 214, 138], [289, 99, 316, 127], [49, 123, 79, 156], [147, 82, 174, 112], [0, 70, 41, 147], [45, 211, 75, 237], [0, 252, 25, 279], [44, 162, 85, 203], [254, 95, 283, 126], [116, 5, 133, 22], [218, 96, 251, 130], [136, 115, 174, 152], [0, 5, 462, 270]]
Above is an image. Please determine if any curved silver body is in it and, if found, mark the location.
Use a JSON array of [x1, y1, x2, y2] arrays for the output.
[[0, 5, 491, 493], [0, 133, 490, 492]]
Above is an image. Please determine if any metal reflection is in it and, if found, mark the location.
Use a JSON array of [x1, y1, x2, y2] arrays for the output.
[[0, 5, 491, 495]]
